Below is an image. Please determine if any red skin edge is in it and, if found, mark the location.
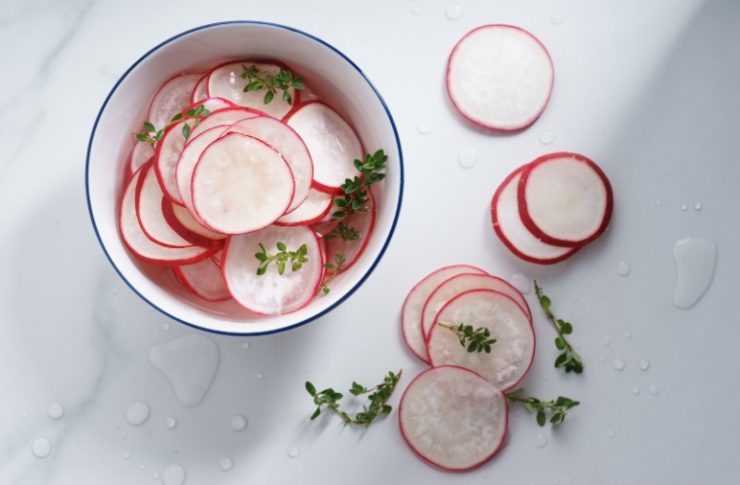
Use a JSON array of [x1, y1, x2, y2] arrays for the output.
[[517, 152, 614, 248], [420, 273, 532, 342], [426, 289, 536, 393], [119, 165, 216, 267], [134, 164, 192, 248], [190, 132, 296, 234], [204, 59, 304, 107], [400, 264, 488, 365], [146, 72, 204, 123], [398, 365, 510, 472], [190, 73, 209, 104], [172, 260, 231, 302], [161, 198, 225, 249], [445, 24, 555, 132], [220, 228, 325, 315], [274, 195, 332, 227], [490, 165, 578, 265]]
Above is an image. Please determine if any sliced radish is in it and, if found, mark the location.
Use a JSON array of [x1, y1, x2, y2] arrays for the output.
[[170, 203, 226, 241], [128, 141, 154, 176], [188, 106, 261, 141], [491, 167, 577, 264], [276, 188, 332, 226], [174, 256, 230, 302], [192, 133, 295, 234], [176, 125, 230, 214], [518, 152, 613, 247], [207, 61, 296, 119], [154, 119, 190, 204], [223, 225, 324, 314], [446, 25, 554, 131], [427, 289, 535, 391], [399, 365, 508, 471], [148, 73, 202, 128], [160, 199, 224, 248], [191, 74, 209, 103], [401, 265, 487, 364], [120, 166, 214, 265], [421, 273, 531, 339], [226, 116, 313, 211], [314, 190, 375, 273], [135, 165, 192, 248], [285, 101, 362, 193], [198, 97, 236, 112]]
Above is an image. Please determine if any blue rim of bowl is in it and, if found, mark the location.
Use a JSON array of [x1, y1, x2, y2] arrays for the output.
[[85, 20, 404, 336]]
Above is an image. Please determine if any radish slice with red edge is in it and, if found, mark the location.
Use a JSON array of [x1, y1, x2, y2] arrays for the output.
[[446, 25, 554, 131], [276, 188, 332, 226], [161, 200, 223, 248], [427, 289, 535, 392], [491, 166, 577, 264], [223, 225, 324, 314], [192, 133, 295, 234], [174, 256, 231, 301], [401, 265, 488, 364], [148, 73, 202, 128], [187, 106, 262, 142], [399, 365, 508, 471], [191, 74, 209, 103], [176, 125, 230, 215], [421, 273, 531, 339], [285, 101, 363, 193], [135, 165, 192, 248], [226, 116, 313, 211], [518, 152, 613, 247], [170, 203, 226, 241], [207, 61, 297, 119], [120, 166, 214, 265], [128, 141, 154, 176]]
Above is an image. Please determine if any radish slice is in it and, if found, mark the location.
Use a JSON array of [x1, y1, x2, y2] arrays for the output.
[[399, 366, 508, 471], [161, 200, 224, 248], [446, 25, 554, 131], [427, 289, 535, 391], [223, 225, 324, 314], [401, 265, 488, 364], [154, 119, 190, 204], [176, 125, 230, 214], [226, 116, 313, 211], [207, 61, 296, 119], [192, 133, 295, 234], [191, 74, 209, 103], [491, 167, 577, 264], [129, 141, 154, 176], [170, 203, 226, 241], [285, 102, 362, 193], [135, 165, 192, 248], [188, 106, 261, 141], [148, 73, 202, 128], [313, 191, 375, 273], [120, 167, 214, 265], [421, 273, 531, 339], [174, 256, 230, 301], [518, 152, 613, 247], [276, 188, 332, 226]]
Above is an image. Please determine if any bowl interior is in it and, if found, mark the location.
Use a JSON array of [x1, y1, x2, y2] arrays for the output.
[[87, 22, 402, 335]]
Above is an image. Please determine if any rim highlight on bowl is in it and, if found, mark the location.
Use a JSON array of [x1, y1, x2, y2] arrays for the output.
[[86, 21, 404, 336]]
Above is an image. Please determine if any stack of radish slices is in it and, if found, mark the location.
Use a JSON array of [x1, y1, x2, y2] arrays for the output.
[[491, 152, 614, 264], [120, 62, 377, 315], [398, 265, 534, 471]]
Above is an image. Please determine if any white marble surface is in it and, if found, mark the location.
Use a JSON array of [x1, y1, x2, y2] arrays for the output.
[[1, 0, 739, 484]]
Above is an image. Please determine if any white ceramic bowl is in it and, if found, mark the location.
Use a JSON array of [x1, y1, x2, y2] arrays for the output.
[[86, 21, 403, 335]]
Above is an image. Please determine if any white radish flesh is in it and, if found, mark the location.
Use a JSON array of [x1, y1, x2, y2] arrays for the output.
[[446, 25, 553, 131], [148, 73, 202, 129], [191, 133, 294, 234], [154, 119, 190, 204], [129, 141, 154, 176], [170, 203, 226, 241], [187, 107, 260, 142], [223, 225, 324, 314], [427, 289, 535, 391], [191, 74, 209, 103], [174, 256, 230, 301], [208, 62, 295, 119], [276, 188, 332, 226], [399, 366, 508, 471], [176, 125, 229, 214], [135, 165, 192, 248]]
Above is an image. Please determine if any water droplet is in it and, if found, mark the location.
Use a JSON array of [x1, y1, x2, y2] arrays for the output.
[[124, 451, 132, 460], [639, 359, 650, 371], [551, 14, 564, 25], [163, 464, 186, 485], [694, 201, 702, 211], [673, 238, 717, 309], [240, 341, 250, 350], [535, 434, 548, 448], [47, 403, 64, 420], [457, 149, 478, 169], [631, 386, 640, 396], [417, 119, 435, 134], [219, 457, 233, 471], [22, 412, 29, 419], [287, 446, 300, 458], [607, 429, 616, 438], [31, 438, 52, 458], [153, 472, 160, 480], [510, 273, 531, 294], [539, 131, 555, 144], [112, 288, 119, 295], [126, 401, 150, 426], [411, 1, 422, 15], [149, 334, 220, 407], [599, 356, 605, 363], [649, 384, 660, 396], [445, 3, 462, 20], [624, 330, 632, 339], [165, 417, 177, 429], [616, 261, 630, 277], [612, 358, 625, 371], [230, 414, 248, 431], [656, 200, 663, 206], [680, 204, 688, 211], [362, 451, 369, 458], [139, 464, 146, 471], [163, 323, 171, 331], [602, 336, 611, 347]]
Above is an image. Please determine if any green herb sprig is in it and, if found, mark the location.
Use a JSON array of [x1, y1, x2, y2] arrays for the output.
[[135, 105, 211, 147], [305, 370, 402, 428], [506, 388, 580, 427], [241, 65, 304, 105], [320, 253, 347, 295], [534, 281, 584, 374], [254, 242, 308, 276], [438, 322, 496, 353]]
